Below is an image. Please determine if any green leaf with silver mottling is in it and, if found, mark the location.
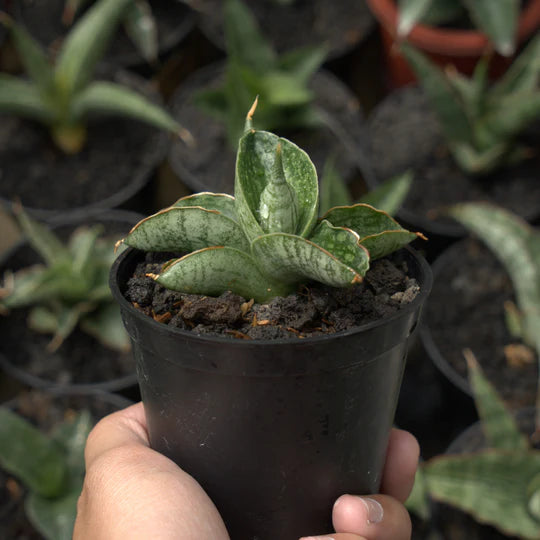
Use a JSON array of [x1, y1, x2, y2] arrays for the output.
[[0, 408, 67, 498], [251, 233, 363, 288], [359, 230, 421, 261], [155, 247, 292, 302], [235, 129, 318, 241], [423, 451, 540, 539], [123, 206, 250, 253], [465, 349, 529, 452], [172, 193, 238, 221]]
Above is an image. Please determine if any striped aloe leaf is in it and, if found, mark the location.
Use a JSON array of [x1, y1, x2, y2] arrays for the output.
[[121, 103, 422, 302]]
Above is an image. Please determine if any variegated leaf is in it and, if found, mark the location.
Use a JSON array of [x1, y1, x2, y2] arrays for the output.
[[123, 206, 250, 253], [154, 247, 291, 302], [173, 193, 238, 221]]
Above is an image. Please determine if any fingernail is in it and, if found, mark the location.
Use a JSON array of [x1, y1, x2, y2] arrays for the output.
[[299, 536, 335, 540], [360, 497, 384, 524]]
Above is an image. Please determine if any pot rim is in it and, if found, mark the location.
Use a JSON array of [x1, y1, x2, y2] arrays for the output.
[[110, 244, 433, 347], [366, 0, 540, 56]]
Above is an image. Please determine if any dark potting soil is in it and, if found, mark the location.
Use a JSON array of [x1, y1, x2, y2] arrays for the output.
[[168, 64, 369, 194], [192, 0, 374, 59], [15, 0, 193, 68], [367, 86, 540, 226], [125, 251, 420, 340], [0, 72, 166, 215], [425, 238, 538, 410]]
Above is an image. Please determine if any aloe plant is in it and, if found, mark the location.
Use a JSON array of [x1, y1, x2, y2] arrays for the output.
[[194, 0, 327, 148], [0, 0, 188, 154], [397, 0, 519, 57], [407, 350, 540, 539], [400, 35, 540, 174], [0, 407, 92, 540], [0, 207, 129, 352], [62, 0, 158, 64], [120, 102, 423, 303]]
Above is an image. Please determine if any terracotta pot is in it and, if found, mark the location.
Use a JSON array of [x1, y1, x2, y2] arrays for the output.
[[366, 0, 540, 88]]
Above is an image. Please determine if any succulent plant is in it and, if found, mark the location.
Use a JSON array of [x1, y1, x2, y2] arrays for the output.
[[0, 207, 129, 352], [397, 0, 519, 57], [407, 350, 540, 539], [400, 34, 540, 174], [194, 0, 327, 148], [62, 0, 158, 64], [120, 102, 423, 303], [0, 0, 188, 154], [0, 406, 92, 540]]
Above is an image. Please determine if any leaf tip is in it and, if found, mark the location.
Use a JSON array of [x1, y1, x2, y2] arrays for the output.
[[114, 238, 125, 253], [145, 273, 159, 281]]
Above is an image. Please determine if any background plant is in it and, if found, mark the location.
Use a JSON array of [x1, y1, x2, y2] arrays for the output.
[[400, 35, 540, 174], [0, 407, 92, 540], [0, 0, 189, 154], [407, 349, 540, 539], [194, 0, 328, 148], [0, 207, 130, 352], [121, 103, 423, 303], [397, 0, 520, 57], [62, 0, 158, 64]]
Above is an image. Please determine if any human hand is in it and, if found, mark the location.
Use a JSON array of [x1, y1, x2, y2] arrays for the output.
[[74, 403, 418, 540]]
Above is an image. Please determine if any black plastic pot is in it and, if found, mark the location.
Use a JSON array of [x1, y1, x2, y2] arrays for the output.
[[110, 246, 432, 539], [0, 210, 141, 394]]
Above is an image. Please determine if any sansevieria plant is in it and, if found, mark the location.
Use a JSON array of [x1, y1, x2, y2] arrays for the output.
[[0, 0, 188, 154], [119, 100, 424, 303]]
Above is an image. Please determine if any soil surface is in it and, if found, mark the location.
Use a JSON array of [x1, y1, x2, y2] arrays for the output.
[[168, 63, 369, 195], [0, 216, 137, 389], [0, 391, 131, 540], [0, 72, 167, 217], [424, 238, 538, 410], [125, 251, 420, 340], [191, 0, 374, 59], [367, 86, 540, 228], [15, 0, 194, 68]]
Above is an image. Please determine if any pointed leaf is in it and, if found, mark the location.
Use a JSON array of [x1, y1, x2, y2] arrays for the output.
[[463, 0, 519, 56], [155, 247, 292, 302], [235, 129, 318, 240], [68, 225, 104, 275], [465, 349, 529, 452], [0, 408, 67, 498], [28, 306, 60, 334], [397, 0, 433, 36], [277, 44, 328, 83], [319, 156, 352, 216], [123, 206, 250, 252], [424, 451, 540, 539], [400, 44, 473, 145], [172, 193, 238, 221], [260, 72, 313, 107], [71, 81, 182, 135], [322, 204, 419, 259], [359, 171, 413, 216], [44, 304, 91, 351], [26, 489, 81, 540], [123, 0, 158, 64], [449, 203, 540, 354], [0, 74, 55, 122], [251, 233, 364, 289], [80, 304, 130, 352], [55, 0, 132, 96]]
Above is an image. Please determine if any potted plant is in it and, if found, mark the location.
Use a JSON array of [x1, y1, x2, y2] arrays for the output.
[[366, 0, 540, 87], [407, 350, 540, 539], [166, 0, 373, 198], [109, 103, 432, 538], [420, 202, 539, 428], [366, 37, 540, 257], [0, 0, 191, 220], [0, 208, 140, 392], [14, 0, 195, 69], [0, 389, 133, 540]]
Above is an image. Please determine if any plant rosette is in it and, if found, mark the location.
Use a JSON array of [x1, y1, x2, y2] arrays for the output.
[[420, 238, 538, 410], [0, 210, 141, 393], [167, 62, 372, 195], [110, 115, 432, 537], [366, 0, 540, 88], [366, 86, 540, 256], [14, 0, 195, 69], [0, 389, 132, 540], [189, 0, 375, 61], [0, 70, 170, 221]]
